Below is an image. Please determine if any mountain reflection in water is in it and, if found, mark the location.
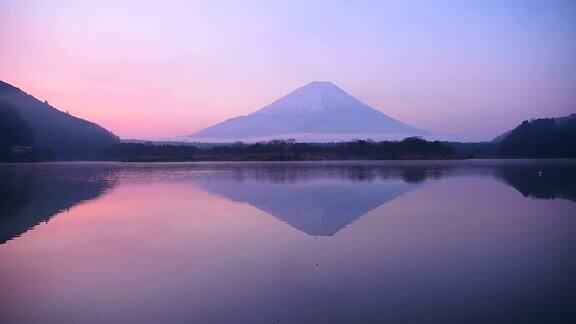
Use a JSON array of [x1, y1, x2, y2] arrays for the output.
[[1, 160, 574, 243]]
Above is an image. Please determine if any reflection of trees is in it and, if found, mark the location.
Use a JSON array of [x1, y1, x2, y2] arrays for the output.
[[190, 162, 453, 185], [402, 169, 427, 184], [496, 163, 576, 202], [0, 166, 117, 244]]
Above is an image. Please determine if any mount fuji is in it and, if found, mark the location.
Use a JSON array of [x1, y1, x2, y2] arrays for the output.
[[187, 81, 430, 142]]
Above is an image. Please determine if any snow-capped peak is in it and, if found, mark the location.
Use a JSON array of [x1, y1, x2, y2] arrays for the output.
[[252, 81, 375, 116], [190, 81, 430, 141]]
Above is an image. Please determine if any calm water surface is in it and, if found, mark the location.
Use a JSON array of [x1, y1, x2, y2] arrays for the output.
[[1, 160, 575, 323]]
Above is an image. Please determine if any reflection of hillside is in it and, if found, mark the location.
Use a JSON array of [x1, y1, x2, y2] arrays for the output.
[[495, 162, 576, 202], [0, 166, 116, 244], [200, 180, 415, 236]]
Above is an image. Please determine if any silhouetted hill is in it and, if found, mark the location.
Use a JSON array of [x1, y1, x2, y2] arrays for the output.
[[0, 80, 119, 159], [497, 114, 576, 158]]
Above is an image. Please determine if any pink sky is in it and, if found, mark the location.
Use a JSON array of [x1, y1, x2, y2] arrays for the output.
[[1, 1, 575, 140]]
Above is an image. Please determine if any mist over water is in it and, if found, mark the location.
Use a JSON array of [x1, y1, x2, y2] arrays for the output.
[[1, 160, 575, 323]]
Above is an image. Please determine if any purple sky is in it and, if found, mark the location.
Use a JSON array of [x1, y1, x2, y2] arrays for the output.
[[1, 0, 575, 140]]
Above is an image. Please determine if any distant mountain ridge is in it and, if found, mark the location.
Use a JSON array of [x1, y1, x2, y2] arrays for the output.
[[0, 80, 119, 159], [189, 81, 429, 142]]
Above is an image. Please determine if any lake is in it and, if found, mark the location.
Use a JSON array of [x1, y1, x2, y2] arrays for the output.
[[1, 160, 575, 323]]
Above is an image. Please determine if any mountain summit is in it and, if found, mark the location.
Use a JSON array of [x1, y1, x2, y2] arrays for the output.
[[189, 81, 429, 142], [256, 81, 375, 115]]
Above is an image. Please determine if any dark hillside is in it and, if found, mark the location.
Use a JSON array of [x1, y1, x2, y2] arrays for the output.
[[0, 80, 119, 159], [497, 114, 576, 158]]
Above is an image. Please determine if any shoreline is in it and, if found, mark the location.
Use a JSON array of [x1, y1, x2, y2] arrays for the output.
[[2, 157, 575, 164]]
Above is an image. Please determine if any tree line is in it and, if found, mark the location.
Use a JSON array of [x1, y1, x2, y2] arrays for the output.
[[102, 137, 454, 162]]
